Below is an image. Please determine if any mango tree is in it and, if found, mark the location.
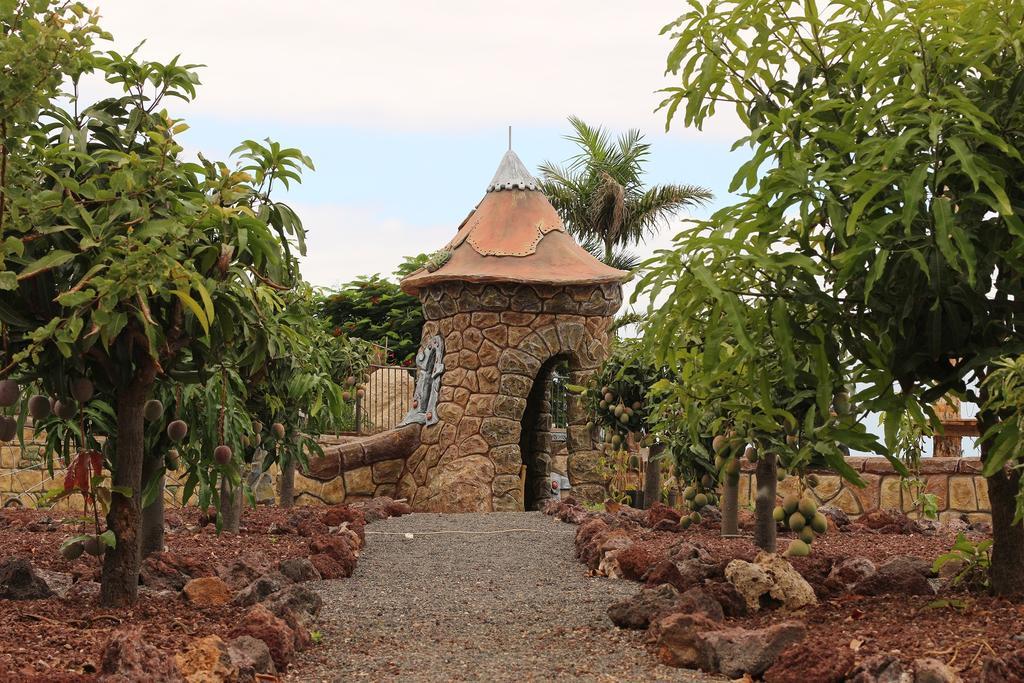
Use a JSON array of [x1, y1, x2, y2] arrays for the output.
[[575, 340, 668, 508], [637, 231, 884, 552], [0, 43, 309, 604], [246, 285, 370, 509], [661, 0, 1024, 590], [317, 254, 428, 365]]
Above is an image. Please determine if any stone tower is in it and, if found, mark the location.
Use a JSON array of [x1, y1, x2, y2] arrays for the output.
[[395, 149, 627, 512]]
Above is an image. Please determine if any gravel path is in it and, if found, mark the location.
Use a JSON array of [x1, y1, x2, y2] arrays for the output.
[[289, 512, 714, 682]]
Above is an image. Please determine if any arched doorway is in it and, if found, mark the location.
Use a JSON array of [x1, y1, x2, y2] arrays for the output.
[[520, 355, 569, 510]]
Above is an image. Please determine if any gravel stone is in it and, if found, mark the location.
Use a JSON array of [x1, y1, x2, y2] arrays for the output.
[[287, 512, 718, 682]]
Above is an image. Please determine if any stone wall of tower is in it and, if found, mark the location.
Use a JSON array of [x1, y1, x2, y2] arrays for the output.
[[395, 282, 621, 512]]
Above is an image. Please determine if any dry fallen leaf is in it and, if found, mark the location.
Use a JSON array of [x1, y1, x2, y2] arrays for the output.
[[850, 638, 865, 651]]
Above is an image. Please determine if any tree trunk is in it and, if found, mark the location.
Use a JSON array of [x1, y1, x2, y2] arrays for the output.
[[721, 473, 740, 536], [753, 451, 778, 553], [643, 443, 664, 509], [139, 453, 164, 557], [978, 405, 1024, 595], [988, 468, 1024, 595], [278, 456, 296, 508], [100, 378, 150, 607], [219, 475, 243, 533]]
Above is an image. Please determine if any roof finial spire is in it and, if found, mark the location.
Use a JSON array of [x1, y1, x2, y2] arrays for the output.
[[487, 147, 540, 192], [508, 125, 512, 151]]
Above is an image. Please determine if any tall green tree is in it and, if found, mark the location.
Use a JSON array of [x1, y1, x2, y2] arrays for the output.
[[636, 210, 885, 549], [574, 339, 669, 508], [244, 283, 371, 510], [318, 254, 427, 365], [0, 30, 310, 604], [539, 116, 713, 268], [660, 0, 1024, 592]]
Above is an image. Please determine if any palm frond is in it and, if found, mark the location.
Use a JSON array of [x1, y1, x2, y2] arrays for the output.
[[611, 310, 645, 331], [576, 232, 603, 257], [625, 183, 715, 241], [566, 116, 612, 170], [540, 116, 714, 255], [606, 249, 642, 271], [588, 171, 625, 244], [616, 128, 650, 173], [576, 233, 641, 270]]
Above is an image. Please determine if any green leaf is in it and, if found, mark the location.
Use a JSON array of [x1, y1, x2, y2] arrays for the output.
[[901, 164, 930, 230], [98, 529, 117, 549], [56, 289, 95, 307], [948, 137, 980, 190], [845, 178, 891, 236], [932, 197, 961, 273], [59, 534, 93, 551], [864, 249, 889, 302], [174, 289, 210, 335], [195, 281, 215, 328], [17, 250, 76, 281]]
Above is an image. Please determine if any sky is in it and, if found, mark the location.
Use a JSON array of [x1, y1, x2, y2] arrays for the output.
[[85, 0, 749, 294]]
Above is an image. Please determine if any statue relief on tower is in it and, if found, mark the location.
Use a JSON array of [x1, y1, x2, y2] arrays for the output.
[[400, 334, 445, 427]]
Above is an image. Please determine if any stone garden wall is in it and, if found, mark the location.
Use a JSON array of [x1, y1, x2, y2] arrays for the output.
[[0, 427, 197, 511], [2, 423, 990, 522], [739, 456, 991, 524], [0, 429, 392, 511], [289, 435, 399, 505]]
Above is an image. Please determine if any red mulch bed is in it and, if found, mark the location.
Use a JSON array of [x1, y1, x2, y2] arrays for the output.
[[681, 527, 1020, 681], [745, 591, 1024, 679], [559, 503, 1020, 681], [0, 506, 312, 681], [612, 523, 967, 571]]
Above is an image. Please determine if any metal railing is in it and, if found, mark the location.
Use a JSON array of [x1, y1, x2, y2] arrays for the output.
[[550, 369, 569, 429], [356, 364, 416, 435]]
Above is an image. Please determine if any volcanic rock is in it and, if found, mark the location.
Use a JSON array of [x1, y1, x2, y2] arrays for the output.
[[229, 604, 295, 672], [651, 611, 806, 677], [852, 555, 935, 596], [607, 583, 680, 629], [763, 640, 854, 682], [824, 556, 877, 592], [141, 551, 213, 591], [308, 535, 357, 577], [182, 576, 233, 607], [724, 552, 817, 612], [175, 635, 238, 682], [279, 557, 321, 583], [233, 574, 288, 607], [227, 636, 276, 681], [0, 556, 53, 600], [99, 627, 183, 682]]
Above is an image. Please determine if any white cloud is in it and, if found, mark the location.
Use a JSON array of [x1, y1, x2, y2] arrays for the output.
[[88, 0, 744, 138], [294, 202, 450, 289]]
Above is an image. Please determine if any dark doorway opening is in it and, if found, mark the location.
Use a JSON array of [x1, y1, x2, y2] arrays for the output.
[[521, 356, 567, 510]]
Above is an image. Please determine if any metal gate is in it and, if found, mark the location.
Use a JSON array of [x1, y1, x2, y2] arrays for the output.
[[356, 364, 416, 434]]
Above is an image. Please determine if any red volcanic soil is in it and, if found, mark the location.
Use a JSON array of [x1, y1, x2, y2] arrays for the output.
[[0, 506, 322, 681]]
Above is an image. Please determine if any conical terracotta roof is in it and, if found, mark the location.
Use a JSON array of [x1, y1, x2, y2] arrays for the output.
[[401, 150, 628, 295]]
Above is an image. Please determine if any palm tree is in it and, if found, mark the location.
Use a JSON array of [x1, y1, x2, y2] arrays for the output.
[[539, 116, 713, 266]]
